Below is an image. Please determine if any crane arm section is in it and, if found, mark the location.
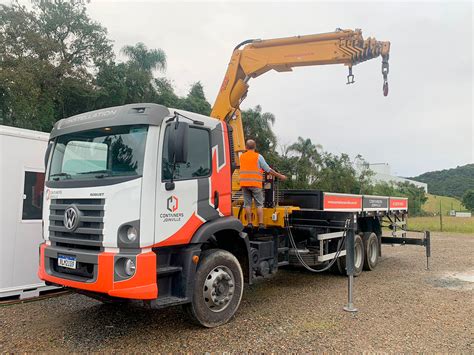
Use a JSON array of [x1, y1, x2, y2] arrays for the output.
[[210, 29, 390, 158]]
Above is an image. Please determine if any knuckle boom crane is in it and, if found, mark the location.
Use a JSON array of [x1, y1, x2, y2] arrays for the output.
[[38, 28, 430, 328], [211, 28, 390, 162]]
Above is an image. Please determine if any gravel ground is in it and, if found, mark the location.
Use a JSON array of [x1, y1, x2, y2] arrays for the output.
[[1, 232, 472, 352]]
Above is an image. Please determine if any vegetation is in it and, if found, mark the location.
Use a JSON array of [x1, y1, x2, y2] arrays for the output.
[[461, 190, 474, 212], [1, 0, 436, 217], [407, 216, 474, 234], [1, 0, 113, 130], [411, 164, 474, 199], [0, 0, 213, 130], [423, 194, 465, 215]]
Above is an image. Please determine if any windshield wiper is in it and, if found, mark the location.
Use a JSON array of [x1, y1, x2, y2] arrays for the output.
[[50, 172, 72, 181], [77, 169, 112, 178]]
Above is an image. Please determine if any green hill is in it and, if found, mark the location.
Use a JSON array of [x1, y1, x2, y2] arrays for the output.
[[411, 164, 474, 199], [423, 194, 464, 215]]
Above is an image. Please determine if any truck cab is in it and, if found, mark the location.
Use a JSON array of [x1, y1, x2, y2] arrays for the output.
[[39, 104, 248, 324]]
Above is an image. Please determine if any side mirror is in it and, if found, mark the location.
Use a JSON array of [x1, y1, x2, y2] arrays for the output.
[[167, 121, 189, 164]]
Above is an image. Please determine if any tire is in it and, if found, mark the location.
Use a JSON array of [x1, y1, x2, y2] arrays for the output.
[[330, 239, 346, 275], [363, 232, 379, 271], [183, 249, 244, 328], [338, 234, 364, 277], [330, 257, 344, 275]]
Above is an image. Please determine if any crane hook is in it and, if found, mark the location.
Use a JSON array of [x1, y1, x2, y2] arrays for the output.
[[383, 81, 389, 96], [382, 57, 389, 96], [346, 66, 355, 85]]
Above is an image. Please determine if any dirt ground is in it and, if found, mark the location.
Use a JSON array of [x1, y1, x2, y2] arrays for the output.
[[1, 232, 472, 352]]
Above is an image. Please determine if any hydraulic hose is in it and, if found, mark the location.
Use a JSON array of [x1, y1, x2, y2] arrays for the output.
[[284, 210, 350, 273]]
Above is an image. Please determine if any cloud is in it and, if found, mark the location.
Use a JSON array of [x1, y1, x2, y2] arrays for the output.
[[88, 0, 473, 176]]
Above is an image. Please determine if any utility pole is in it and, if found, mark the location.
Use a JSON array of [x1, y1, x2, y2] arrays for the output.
[[439, 200, 443, 232]]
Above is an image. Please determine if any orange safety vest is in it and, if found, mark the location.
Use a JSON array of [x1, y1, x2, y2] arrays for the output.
[[239, 150, 263, 188]]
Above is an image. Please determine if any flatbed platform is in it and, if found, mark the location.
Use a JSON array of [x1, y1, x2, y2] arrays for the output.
[[279, 190, 407, 213]]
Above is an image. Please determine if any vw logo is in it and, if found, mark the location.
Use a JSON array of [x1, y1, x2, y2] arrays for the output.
[[64, 206, 79, 231]]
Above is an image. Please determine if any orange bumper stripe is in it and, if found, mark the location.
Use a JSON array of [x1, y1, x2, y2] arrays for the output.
[[38, 243, 157, 300]]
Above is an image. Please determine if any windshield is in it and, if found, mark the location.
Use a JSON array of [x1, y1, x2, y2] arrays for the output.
[[48, 125, 148, 181]]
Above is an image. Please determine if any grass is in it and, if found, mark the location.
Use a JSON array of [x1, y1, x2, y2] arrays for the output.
[[423, 193, 465, 215], [407, 216, 474, 234]]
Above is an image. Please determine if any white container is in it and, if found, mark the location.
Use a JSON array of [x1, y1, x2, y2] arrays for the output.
[[0, 125, 58, 299]]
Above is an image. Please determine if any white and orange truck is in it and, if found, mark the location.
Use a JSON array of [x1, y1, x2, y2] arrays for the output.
[[38, 29, 430, 327]]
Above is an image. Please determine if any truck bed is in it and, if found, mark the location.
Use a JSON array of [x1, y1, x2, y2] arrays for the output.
[[279, 190, 408, 213]]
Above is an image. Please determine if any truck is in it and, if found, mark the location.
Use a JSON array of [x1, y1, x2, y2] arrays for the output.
[[38, 29, 429, 327]]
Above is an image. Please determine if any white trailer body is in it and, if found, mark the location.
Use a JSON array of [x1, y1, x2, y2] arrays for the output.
[[0, 125, 57, 299]]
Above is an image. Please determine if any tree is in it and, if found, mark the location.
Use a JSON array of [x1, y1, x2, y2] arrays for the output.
[[288, 137, 322, 162], [121, 42, 166, 74], [241, 105, 278, 163], [154, 77, 180, 108], [95, 62, 128, 108], [287, 137, 322, 187], [462, 189, 474, 211], [353, 154, 375, 194], [315, 153, 359, 193], [0, 0, 113, 130], [395, 181, 428, 216], [180, 82, 212, 115], [119, 42, 167, 104]]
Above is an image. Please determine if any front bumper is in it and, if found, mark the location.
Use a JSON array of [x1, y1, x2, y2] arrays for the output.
[[38, 243, 157, 300]]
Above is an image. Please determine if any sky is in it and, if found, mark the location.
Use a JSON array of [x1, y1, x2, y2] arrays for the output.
[[25, 1, 474, 176]]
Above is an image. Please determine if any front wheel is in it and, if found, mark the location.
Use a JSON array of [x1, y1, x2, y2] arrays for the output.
[[184, 249, 244, 328]]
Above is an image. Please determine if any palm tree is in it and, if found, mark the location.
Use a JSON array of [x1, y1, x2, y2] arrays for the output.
[[242, 105, 277, 156], [288, 137, 322, 163], [121, 42, 166, 73], [287, 137, 323, 185]]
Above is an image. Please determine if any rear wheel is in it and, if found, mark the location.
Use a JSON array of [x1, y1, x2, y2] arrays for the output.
[[337, 234, 364, 276], [184, 249, 244, 328], [363, 232, 379, 271]]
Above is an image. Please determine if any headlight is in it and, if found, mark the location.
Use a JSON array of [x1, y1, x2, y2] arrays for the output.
[[124, 258, 136, 276], [126, 226, 138, 242]]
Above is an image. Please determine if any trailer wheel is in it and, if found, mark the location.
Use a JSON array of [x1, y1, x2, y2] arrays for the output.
[[363, 232, 379, 271], [337, 234, 364, 277], [184, 249, 243, 328]]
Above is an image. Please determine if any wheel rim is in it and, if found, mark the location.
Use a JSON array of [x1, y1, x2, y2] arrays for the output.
[[355, 242, 363, 269], [369, 238, 378, 264], [203, 265, 235, 312]]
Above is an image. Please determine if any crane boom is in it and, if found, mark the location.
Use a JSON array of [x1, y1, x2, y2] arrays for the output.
[[210, 29, 390, 161]]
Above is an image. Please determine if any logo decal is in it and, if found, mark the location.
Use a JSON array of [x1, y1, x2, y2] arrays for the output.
[[161, 196, 183, 222], [167, 196, 179, 212], [64, 206, 79, 231]]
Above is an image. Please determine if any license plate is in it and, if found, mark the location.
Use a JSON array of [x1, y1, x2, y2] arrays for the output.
[[58, 254, 77, 269]]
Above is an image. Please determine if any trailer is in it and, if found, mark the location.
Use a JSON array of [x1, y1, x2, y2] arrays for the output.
[[0, 125, 59, 299]]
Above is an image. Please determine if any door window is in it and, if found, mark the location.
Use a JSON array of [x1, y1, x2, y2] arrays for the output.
[[22, 171, 45, 220], [162, 126, 211, 181]]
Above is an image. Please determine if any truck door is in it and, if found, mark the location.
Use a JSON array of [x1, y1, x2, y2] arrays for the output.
[[154, 123, 216, 247]]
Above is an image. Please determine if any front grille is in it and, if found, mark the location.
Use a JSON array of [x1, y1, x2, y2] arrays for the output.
[[49, 198, 105, 249]]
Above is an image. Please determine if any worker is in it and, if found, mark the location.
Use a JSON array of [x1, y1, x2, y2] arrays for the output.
[[239, 139, 287, 229]]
